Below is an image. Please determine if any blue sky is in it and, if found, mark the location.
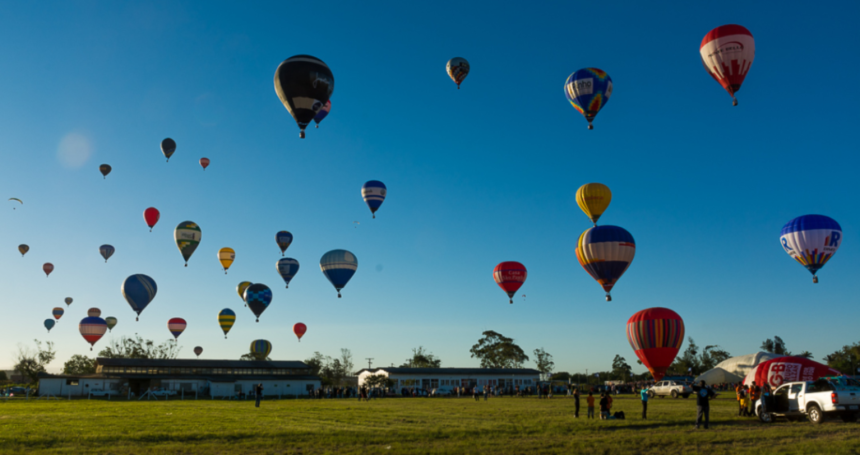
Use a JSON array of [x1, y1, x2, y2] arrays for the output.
[[1, 1, 858, 374]]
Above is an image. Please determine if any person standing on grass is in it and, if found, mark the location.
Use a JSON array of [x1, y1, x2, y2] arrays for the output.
[[587, 392, 595, 419], [693, 380, 715, 429], [255, 383, 263, 408], [473, 386, 480, 401], [484, 386, 489, 401], [573, 387, 581, 418], [599, 392, 609, 420], [640, 386, 649, 419], [606, 391, 613, 414]]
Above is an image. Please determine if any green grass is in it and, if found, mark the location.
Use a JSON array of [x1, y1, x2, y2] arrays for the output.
[[1, 395, 859, 454]]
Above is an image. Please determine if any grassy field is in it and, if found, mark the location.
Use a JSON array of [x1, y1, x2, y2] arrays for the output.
[[1, 395, 859, 454]]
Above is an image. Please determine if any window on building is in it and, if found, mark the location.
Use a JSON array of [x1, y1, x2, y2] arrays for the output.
[[431, 379, 439, 389], [66, 380, 79, 386], [234, 384, 242, 392], [179, 383, 193, 392]]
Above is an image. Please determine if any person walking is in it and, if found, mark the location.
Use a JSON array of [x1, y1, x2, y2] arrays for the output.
[[640, 386, 649, 419], [587, 392, 595, 419], [573, 387, 581, 418], [254, 383, 263, 408], [693, 380, 715, 429]]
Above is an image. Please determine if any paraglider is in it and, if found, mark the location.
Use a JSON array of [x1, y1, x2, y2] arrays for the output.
[[313, 100, 331, 128], [174, 221, 201, 266], [361, 181, 387, 219], [576, 225, 635, 301], [52, 307, 64, 321], [218, 247, 235, 274], [218, 308, 235, 338], [273, 55, 335, 139], [18, 244, 28, 257], [627, 307, 685, 381], [320, 249, 357, 298], [275, 231, 293, 256], [194, 346, 203, 358], [236, 281, 251, 307], [79, 316, 107, 351], [446, 57, 470, 89], [779, 215, 842, 283], [244, 284, 272, 322], [144, 207, 160, 232], [8, 198, 22, 209], [64, 297, 73, 307], [700, 25, 755, 106], [250, 339, 272, 359], [168, 318, 187, 341], [44, 319, 55, 333], [576, 183, 612, 225], [122, 274, 157, 321], [276, 258, 299, 288], [293, 322, 307, 342], [200, 158, 210, 170], [105, 317, 117, 332], [99, 244, 115, 263], [87, 308, 101, 318], [493, 262, 527, 304], [161, 138, 176, 162], [564, 68, 613, 129], [99, 164, 112, 179], [43, 263, 54, 277]]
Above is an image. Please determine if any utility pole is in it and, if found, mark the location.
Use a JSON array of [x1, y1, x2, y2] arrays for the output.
[[365, 358, 374, 369]]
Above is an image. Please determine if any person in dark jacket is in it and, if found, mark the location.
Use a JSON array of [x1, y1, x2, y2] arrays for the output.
[[573, 387, 581, 418], [255, 383, 263, 408], [693, 381, 715, 429]]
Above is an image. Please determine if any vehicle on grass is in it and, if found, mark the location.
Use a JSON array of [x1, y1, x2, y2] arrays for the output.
[[149, 388, 178, 397], [647, 380, 691, 399], [89, 389, 117, 397], [7, 387, 30, 396], [431, 387, 453, 397], [756, 377, 860, 425]]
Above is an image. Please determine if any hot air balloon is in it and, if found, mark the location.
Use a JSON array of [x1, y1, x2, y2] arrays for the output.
[[52, 307, 64, 321], [320, 249, 357, 298], [99, 164, 112, 179], [44, 319, 55, 333], [576, 225, 635, 301], [446, 57, 470, 89], [276, 258, 299, 288], [9, 198, 22, 209], [194, 346, 203, 358], [493, 262, 527, 304], [250, 339, 272, 359], [779, 215, 842, 284], [80, 316, 107, 351], [293, 322, 307, 342], [200, 157, 210, 170], [244, 284, 272, 322], [161, 138, 176, 162], [313, 100, 331, 128], [174, 221, 201, 266], [122, 274, 157, 321], [168, 318, 187, 341], [218, 247, 235, 274], [65, 297, 73, 307], [99, 244, 115, 263], [565, 68, 613, 129], [144, 207, 160, 232], [273, 55, 334, 139], [18, 244, 29, 257], [275, 231, 293, 256], [361, 181, 387, 219], [87, 308, 101, 318], [700, 25, 755, 106], [105, 317, 117, 332], [237, 281, 251, 307], [43, 263, 54, 277], [218, 308, 236, 338], [627, 307, 685, 381], [576, 183, 612, 225]]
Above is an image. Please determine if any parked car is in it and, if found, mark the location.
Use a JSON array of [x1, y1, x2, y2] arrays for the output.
[[756, 377, 860, 424], [89, 389, 117, 397], [431, 387, 452, 397], [8, 387, 30, 396], [647, 380, 692, 399], [150, 388, 178, 397]]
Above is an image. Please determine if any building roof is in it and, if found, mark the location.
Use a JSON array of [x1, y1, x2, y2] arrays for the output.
[[95, 358, 310, 369], [39, 372, 321, 382], [356, 367, 541, 376]]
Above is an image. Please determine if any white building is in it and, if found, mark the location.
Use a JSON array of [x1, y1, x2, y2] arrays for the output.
[[356, 367, 540, 393], [38, 358, 321, 398]]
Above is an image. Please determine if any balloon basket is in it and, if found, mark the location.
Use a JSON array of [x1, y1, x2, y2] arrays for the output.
[[299, 131, 305, 139], [813, 276, 818, 284], [605, 295, 612, 302], [732, 98, 738, 106], [588, 124, 594, 130]]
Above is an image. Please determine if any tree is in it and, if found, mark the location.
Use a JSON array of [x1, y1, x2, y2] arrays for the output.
[[98, 335, 180, 359], [469, 331, 529, 368], [761, 336, 790, 355], [14, 339, 55, 383], [670, 337, 701, 375], [824, 342, 860, 374], [700, 345, 732, 371], [797, 351, 814, 359], [400, 346, 442, 368], [303, 349, 354, 386], [533, 348, 554, 380], [612, 355, 632, 381], [63, 355, 96, 375], [0, 371, 7, 381], [240, 350, 272, 361], [340, 349, 355, 377], [363, 374, 394, 389]]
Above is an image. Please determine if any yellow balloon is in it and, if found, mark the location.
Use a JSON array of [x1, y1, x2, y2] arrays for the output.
[[576, 183, 612, 225], [218, 247, 235, 274]]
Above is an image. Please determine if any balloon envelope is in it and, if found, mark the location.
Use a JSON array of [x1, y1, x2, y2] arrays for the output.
[[313, 100, 331, 127], [743, 357, 841, 388], [52, 307, 64, 320], [161, 138, 176, 161], [236, 282, 252, 302], [105, 317, 117, 332], [65, 297, 73, 306], [218, 308, 236, 338], [576, 183, 612, 225], [122, 274, 157, 320], [43, 263, 54, 277], [18, 244, 28, 256], [194, 346, 203, 357], [276, 258, 300, 288], [243, 284, 272, 322], [780, 215, 842, 283], [576, 225, 635, 300], [565, 68, 613, 129], [87, 308, 101, 318], [627, 307, 685, 381], [320, 249, 358, 297], [493, 262, 527, 303], [79, 316, 107, 350], [293, 322, 307, 341], [168, 318, 187, 340], [275, 231, 293, 256], [362, 181, 387, 218], [274, 55, 334, 138], [174, 221, 202, 266], [99, 164, 112, 178], [446, 57, 470, 88], [44, 319, 55, 332], [250, 339, 272, 358], [218, 247, 235, 273], [99, 244, 115, 262], [700, 24, 755, 105], [200, 157, 210, 170], [144, 207, 160, 230]]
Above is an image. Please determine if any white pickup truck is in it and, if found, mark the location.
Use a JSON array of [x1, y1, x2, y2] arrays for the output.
[[756, 377, 860, 424], [647, 380, 692, 399]]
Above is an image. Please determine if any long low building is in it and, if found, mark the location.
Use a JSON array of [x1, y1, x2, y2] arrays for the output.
[[39, 358, 321, 398], [356, 367, 540, 392]]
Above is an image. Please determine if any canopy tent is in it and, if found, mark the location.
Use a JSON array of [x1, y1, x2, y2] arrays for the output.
[[694, 367, 743, 385], [743, 357, 841, 388], [694, 352, 783, 384]]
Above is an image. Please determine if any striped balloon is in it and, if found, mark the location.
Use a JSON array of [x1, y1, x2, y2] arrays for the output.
[[275, 231, 293, 256], [320, 249, 358, 298], [79, 316, 107, 351], [626, 308, 684, 382], [87, 308, 101, 318], [218, 308, 236, 338], [576, 225, 635, 301], [99, 244, 115, 263], [780, 215, 842, 283], [52, 307, 64, 321], [218, 247, 235, 274], [65, 297, 73, 306], [105, 317, 117, 332], [361, 181, 387, 218], [276, 258, 300, 288], [168, 318, 187, 340], [174, 221, 202, 266], [122, 274, 157, 321], [313, 100, 331, 128], [446, 57, 470, 89], [250, 339, 272, 359], [44, 319, 55, 333]]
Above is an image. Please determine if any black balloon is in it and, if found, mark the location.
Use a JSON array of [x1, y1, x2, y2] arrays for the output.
[[161, 138, 176, 161], [274, 55, 334, 138]]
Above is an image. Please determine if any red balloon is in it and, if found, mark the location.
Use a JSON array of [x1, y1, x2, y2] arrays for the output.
[[293, 323, 307, 342], [43, 262, 54, 277], [144, 207, 160, 232], [200, 157, 210, 170], [626, 307, 685, 382], [744, 357, 841, 389], [493, 262, 527, 304]]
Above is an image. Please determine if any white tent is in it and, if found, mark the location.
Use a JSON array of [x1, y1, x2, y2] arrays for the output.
[[695, 367, 743, 385], [694, 352, 783, 384]]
